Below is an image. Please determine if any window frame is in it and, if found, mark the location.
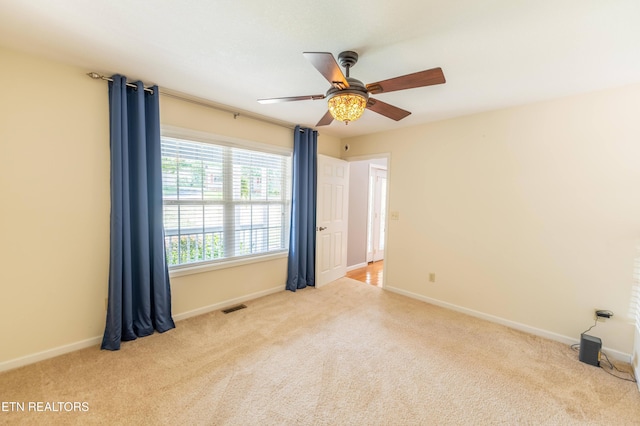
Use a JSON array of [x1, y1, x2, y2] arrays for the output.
[[161, 126, 292, 277]]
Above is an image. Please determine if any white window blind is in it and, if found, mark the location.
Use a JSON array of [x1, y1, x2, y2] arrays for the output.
[[161, 135, 291, 268]]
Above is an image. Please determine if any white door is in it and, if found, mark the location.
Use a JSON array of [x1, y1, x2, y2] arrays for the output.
[[367, 167, 387, 262], [316, 155, 350, 287]]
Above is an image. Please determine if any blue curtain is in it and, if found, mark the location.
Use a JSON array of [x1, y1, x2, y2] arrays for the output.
[[286, 125, 318, 291], [102, 75, 175, 351]]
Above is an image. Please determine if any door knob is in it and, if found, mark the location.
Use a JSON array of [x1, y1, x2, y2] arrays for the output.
[[317, 226, 327, 231]]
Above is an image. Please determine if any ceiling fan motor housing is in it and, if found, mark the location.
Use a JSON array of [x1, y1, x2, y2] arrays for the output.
[[338, 51, 359, 70], [326, 77, 369, 100]]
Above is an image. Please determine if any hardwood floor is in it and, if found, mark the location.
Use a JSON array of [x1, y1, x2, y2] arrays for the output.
[[346, 260, 384, 287]]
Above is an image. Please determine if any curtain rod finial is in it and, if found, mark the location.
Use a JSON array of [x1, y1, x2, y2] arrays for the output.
[[87, 72, 103, 79]]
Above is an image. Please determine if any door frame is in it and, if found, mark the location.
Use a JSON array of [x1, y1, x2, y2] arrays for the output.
[[367, 165, 387, 263], [343, 153, 391, 288]]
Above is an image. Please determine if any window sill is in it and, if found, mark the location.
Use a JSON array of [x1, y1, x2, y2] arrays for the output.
[[168, 251, 288, 278]]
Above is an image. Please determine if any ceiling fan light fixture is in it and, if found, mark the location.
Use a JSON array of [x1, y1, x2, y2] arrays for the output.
[[259, 51, 445, 127], [327, 91, 368, 124]]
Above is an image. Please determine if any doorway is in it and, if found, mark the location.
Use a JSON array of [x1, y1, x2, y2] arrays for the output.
[[345, 156, 389, 287], [346, 260, 384, 287]]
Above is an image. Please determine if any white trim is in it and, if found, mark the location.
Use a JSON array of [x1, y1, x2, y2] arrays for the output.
[[161, 125, 292, 156], [343, 153, 391, 163], [172, 285, 284, 321], [343, 153, 391, 290], [0, 336, 103, 373], [634, 328, 640, 392], [385, 286, 632, 363], [346, 262, 368, 272], [169, 251, 287, 278], [160, 128, 292, 274], [631, 353, 640, 391], [367, 165, 387, 263], [0, 285, 285, 373]]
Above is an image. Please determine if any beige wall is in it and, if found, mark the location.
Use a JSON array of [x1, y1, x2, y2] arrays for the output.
[[160, 97, 341, 317], [344, 84, 640, 355], [0, 46, 110, 364], [2, 41, 637, 366], [0, 45, 341, 367]]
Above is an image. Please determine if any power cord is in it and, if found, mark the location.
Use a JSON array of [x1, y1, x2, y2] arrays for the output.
[[599, 351, 637, 383], [570, 340, 637, 383], [580, 317, 598, 335]]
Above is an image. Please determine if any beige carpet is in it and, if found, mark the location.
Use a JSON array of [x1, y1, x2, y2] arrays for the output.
[[1, 277, 638, 425]]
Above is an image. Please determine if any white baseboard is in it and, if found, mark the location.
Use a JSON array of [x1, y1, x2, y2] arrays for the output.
[[633, 344, 640, 392], [385, 286, 632, 363], [346, 262, 368, 272], [0, 336, 103, 373], [172, 285, 284, 321], [3, 283, 631, 376], [0, 285, 285, 373]]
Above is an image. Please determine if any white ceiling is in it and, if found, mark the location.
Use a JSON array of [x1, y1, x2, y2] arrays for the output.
[[1, 0, 639, 139]]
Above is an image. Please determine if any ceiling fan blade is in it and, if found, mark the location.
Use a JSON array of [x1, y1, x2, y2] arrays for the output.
[[366, 98, 411, 121], [316, 110, 334, 126], [258, 94, 325, 104], [366, 67, 445, 95], [303, 52, 349, 89]]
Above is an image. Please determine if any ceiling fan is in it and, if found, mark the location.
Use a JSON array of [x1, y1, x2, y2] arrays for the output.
[[258, 51, 445, 126]]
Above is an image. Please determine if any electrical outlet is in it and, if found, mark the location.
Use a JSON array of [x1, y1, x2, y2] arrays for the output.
[[595, 309, 613, 321], [429, 273, 436, 283]]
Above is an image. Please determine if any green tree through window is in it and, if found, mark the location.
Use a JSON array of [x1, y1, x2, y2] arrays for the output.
[[161, 135, 291, 267]]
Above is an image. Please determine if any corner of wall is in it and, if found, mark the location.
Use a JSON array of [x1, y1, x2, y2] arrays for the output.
[[634, 327, 640, 391], [317, 132, 342, 158]]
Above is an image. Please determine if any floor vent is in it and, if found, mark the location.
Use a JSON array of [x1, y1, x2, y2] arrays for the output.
[[222, 304, 247, 314]]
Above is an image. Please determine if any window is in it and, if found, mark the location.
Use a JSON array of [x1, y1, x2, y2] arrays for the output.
[[161, 132, 291, 269]]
